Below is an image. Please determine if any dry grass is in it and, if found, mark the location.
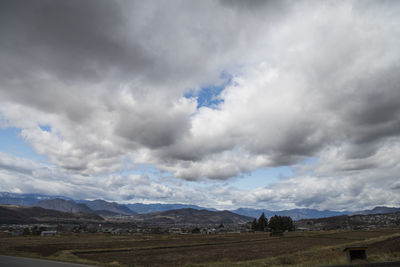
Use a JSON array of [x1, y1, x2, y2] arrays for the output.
[[1, 229, 400, 266]]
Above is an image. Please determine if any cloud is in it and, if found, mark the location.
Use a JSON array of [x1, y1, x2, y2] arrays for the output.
[[0, 152, 208, 205], [0, 0, 294, 176], [0, 1, 400, 209]]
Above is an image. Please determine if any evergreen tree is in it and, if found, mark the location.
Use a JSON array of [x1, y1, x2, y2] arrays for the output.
[[251, 218, 257, 231], [257, 212, 268, 231], [268, 215, 281, 232], [282, 216, 295, 231], [23, 227, 31, 235], [268, 215, 295, 232]]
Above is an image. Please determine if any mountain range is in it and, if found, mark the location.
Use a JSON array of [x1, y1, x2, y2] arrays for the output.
[[0, 192, 71, 206], [1, 192, 399, 220], [36, 198, 136, 216], [232, 208, 352, 220], [78, 199, 136, 215], [354, 206, 400, 215], [35, 198, 94, 214], [0, 205, 103, 224], [130, 208, 252, 225], [125, 203, 216, 214]]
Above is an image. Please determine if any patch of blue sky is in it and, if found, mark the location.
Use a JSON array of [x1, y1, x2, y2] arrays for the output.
[[294, 156, 318, 175], [113, 163, 174, 183], [185, 72, 232, 109], [0, 127, 48, 162], [119, 163, 155, 176], [229, 166, 294, 190], [39, 124, 51, 132], [105, 157, 317, 190], [300, 157, 317, 164]]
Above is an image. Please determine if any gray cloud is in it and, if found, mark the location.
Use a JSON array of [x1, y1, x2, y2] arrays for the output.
[[0, 1, 400, 209]]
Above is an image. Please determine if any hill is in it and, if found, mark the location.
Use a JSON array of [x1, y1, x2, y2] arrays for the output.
[[0, 205, 103, 224], [125, 203, 215, 214], [0, 192, 71, 206], [2, 192, 400, 220], [354, 206, 400, 215], [130, 208, 252, 225], [79, 199, 136, 215], [232, 208, 351, 220], [34, 198, 93, 213]]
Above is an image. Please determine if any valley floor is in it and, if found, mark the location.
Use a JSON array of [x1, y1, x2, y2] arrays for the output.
[[1, 229, 400, 266]]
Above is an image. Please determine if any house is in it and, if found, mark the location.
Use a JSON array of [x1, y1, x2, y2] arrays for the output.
[[8, 230, 23, 236], [169, 228, 182, 234], [101, 228, 112, 233], [200, 228, 216, 234], [111, 228, 124, 235], [41, 230, 57, 236]]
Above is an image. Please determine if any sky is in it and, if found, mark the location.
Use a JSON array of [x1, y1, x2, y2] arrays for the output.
[[1, 0, 400, 211]]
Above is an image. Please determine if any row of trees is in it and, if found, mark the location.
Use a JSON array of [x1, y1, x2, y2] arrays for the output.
[[251, 213, 295, 232]]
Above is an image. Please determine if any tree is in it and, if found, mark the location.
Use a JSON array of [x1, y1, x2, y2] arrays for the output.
[[251, 218, 257, 231], [282, 216, 295, 231], [257, 212, 268, 231], [23, 227, 31, 235], [251, 213, 269, 231], [31, 226, 41, 235], [268, 215, 281, 232], [191, 227, 200, 234], [269, 215, 295, 232]]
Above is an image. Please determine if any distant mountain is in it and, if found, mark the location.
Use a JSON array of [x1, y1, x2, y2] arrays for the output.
[[0, 193, 135, 216], [125, 203, 216, 214], [94, 209, 120, 216], [2, 192, 400, 220], [232, 208, 351, 220], [130, 208, 252, 225], [232, 208, 266, 218], [354, 206, 400, 215], [34, 198, 93, 213], [0, 192, 71, 206], [0, 205, 103, 224], [79, 199, 136, 215]]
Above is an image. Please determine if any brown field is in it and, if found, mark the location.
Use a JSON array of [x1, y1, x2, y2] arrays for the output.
[[1, 229, 400, 266]]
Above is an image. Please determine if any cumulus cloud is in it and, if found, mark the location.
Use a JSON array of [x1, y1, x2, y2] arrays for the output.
[[1, 0, 400, 209]]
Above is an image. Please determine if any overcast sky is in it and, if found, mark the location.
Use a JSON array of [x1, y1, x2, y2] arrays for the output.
[[1, 0, 400, 211]]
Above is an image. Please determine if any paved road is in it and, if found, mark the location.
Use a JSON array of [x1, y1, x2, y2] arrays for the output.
[[323, 261, 400, 267], [0, 255, 100, 267]]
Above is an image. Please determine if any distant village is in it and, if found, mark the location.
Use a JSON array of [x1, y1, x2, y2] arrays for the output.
[[1, 221, 252, 237], [1, 194, 400, 238], [3, 211, 400, 237]]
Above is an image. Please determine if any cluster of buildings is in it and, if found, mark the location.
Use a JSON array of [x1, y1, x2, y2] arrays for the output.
[[0, 223, 58, 236], [1, 222, 252, 236]]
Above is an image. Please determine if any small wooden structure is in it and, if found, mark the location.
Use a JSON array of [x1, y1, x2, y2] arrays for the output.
[[41, 230, 57, 236], [343, 247, 367, 262]]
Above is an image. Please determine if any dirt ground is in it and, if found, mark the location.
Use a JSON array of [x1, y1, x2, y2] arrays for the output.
[[1, 229, 400, 266]]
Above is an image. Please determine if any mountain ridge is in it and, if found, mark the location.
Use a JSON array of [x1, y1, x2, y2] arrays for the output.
[[78, 199, 136, 215], [125, 203, 216, 214], [130, 208, 253, 225], [34, 198, 93, 213], [0, 204, 103, 224], [232, 207, 352, 220], [353, 206, 400, 215], [1, 192, 399, 220]]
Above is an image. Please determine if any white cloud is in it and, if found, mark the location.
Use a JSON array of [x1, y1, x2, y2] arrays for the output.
[[1, 0, 400, 209]]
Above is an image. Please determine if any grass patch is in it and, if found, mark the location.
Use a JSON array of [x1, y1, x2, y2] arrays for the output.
[[1, 230, 400, 266]]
